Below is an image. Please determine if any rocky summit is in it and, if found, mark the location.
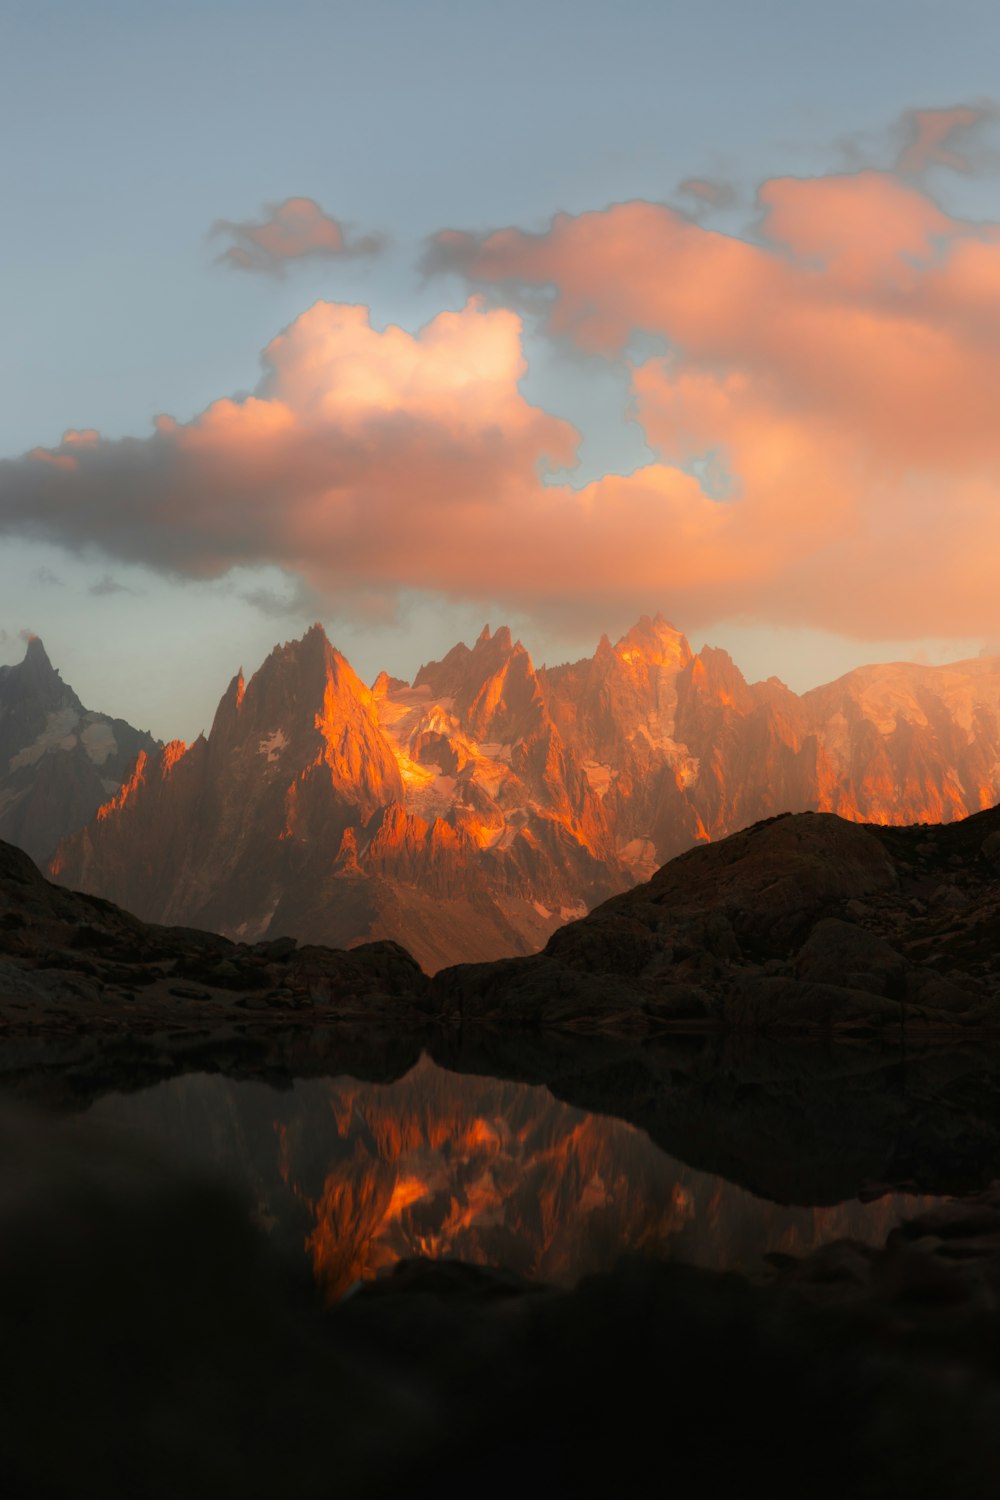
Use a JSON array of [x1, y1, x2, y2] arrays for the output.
[[0, 635, 158, 865], [42, 618, 1000, 971]]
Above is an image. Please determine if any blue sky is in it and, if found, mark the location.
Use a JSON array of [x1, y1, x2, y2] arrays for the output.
[[3, 0, 1000, 739]]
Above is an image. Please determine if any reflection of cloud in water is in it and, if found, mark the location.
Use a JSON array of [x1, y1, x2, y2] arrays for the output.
[[85, 1056, 940, 1302]]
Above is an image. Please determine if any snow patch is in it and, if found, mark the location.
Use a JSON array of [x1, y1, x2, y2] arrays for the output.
[[258, 730, 288, 763], [80, 721, 117, 766], [403, 766, 458, 818], [478, 741, 513, 764], [583, 760, 614, 796], [8, 708, 80, 769], [619, 837, 659, 882]]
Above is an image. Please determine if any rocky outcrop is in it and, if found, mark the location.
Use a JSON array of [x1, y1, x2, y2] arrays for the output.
[[434, 807, 1000, 1034], [0, 837, 429, 1029], [0, 635, 157, 864], [15, 793, 1000, 1042]]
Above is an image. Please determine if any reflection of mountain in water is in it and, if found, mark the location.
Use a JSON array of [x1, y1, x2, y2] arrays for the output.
[[83, 1056, 938, 1300]]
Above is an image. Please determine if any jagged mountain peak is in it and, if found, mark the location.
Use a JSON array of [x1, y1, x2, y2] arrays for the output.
[[614, 615, 692, 670], [372, 671, 408, 698], [683, 645, 755, 715], [470, 621, 515, 651], [417, 625, 542, 742], [253, 624, 373, 708], [413, 624, 527, 707], [23, 633, 53, 667], [0, 633, 76, 710], [0, 638, 158, 865], [45, 615, 1000, 974], [206, 625, 398, 799]]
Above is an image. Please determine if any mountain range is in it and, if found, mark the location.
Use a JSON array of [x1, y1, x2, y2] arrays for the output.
[[0, 636, 157, 866], [6, 616, 1000, 970]]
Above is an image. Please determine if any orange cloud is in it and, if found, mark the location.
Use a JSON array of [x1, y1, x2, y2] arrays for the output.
[[8, 129, 1000, 644], [0, 299, 584, 611], [421, 157, 1000, 638], [212, 197, 383, 274]]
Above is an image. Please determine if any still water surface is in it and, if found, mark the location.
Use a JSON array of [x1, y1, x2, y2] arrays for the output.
[[84, 1054, 937, 1299]]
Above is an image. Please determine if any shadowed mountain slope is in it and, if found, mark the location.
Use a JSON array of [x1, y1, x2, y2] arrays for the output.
[[0, 636, 157, 864]]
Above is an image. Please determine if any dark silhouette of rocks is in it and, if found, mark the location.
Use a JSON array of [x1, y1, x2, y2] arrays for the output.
[[7, 798, 1000, 1041], [436, 807, 1000, 1034], [0, 837, 430, 1034], [5, 808, 1000, 1214]]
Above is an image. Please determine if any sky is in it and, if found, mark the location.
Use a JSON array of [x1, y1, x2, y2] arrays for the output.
[[4, 0, 1000, 741]]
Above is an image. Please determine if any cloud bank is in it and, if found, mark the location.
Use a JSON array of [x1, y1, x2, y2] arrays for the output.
[[6, 110, 1000, 642], [212, 197, 384, 274]]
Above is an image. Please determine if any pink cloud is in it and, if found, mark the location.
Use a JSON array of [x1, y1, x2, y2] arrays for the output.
[[420, 155, 1000, 637], [212, 197, 383, 274], [8, 121, 1000, 645], [0, 300, 583, 611]]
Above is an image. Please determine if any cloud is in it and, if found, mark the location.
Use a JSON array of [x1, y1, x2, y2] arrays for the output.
[[235, 573, 321, 619], [212, 197, 384, 275], [33, 567, 63, 587], [675, 177, 736, 212], [89, 574, 137, 597], [414, 147, 1000, 637], [895, 104, 996, 176], [0, 299, 581, 619], [9, 115, 1000, 645]]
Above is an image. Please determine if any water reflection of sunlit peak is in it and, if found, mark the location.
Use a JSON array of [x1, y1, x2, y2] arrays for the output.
[[84, 1060, 944, 1305]]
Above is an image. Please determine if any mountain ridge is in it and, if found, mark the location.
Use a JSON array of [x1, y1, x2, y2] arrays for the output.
[[0, 637, 159, 865], [40, 616, 1000, 970]]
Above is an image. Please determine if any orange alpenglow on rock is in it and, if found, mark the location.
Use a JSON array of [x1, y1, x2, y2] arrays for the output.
[[44, 618, 1000, 973]]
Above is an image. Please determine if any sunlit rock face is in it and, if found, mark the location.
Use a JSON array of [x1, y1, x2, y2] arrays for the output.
[[51, 624, 621, 969], [51, 617, 1000, 970], [0, 636, 157, 865]]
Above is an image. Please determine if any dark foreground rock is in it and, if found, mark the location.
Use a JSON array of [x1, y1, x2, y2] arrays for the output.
[[7, 799, 1000, 1039], [435, 808, 1000, 1033], [0, 838, 431, 1031], [1, 1098, 999, 1500]]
